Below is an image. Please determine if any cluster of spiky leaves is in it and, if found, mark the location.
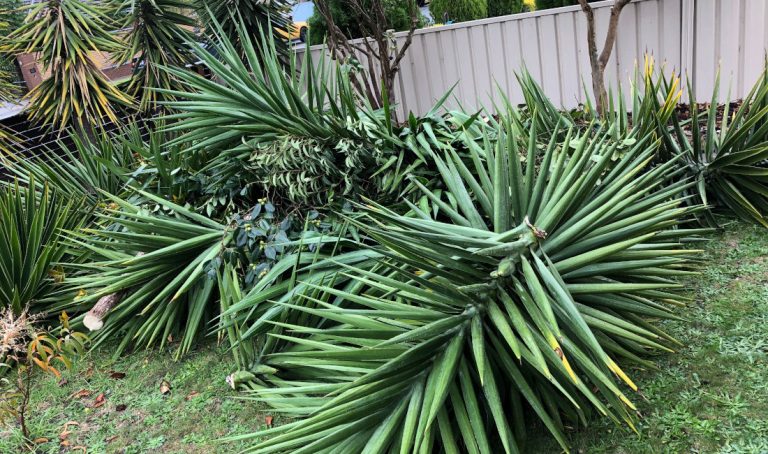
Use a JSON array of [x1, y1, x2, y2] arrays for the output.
[[657, 69, 768, 227], [0, 180, 84, 315], [113, 0, 197, 112], [159, 22, 422, 205], [1, 131, 136, 206], [224, 120, 704, 452], [54, 190, 230, 357], [1, 0, 131, 130]]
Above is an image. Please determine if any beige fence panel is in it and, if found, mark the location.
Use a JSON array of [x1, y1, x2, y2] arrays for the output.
[[296, 0, 768, 116]]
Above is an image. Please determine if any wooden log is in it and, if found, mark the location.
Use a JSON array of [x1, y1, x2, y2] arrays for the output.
[[83, 252, 144, 331], [83, 292, 122, 331]]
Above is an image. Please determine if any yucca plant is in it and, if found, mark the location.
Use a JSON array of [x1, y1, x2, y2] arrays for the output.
[[0, 180, 83, 315], [659, 68, 768, 227], [0, 0, 22, 103], [160, 21, 411, 205], [113, 0, 197, 112], [2, 0, 132, 130], [515, 69, 574, 135], [54, 189, 231, 357], [226, 122, 704, 452]]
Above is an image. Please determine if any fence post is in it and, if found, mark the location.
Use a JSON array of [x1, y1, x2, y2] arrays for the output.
[[680, 0, 695, 102]]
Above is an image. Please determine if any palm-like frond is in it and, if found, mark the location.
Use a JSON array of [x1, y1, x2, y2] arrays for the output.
[[54, 189, 230, 357], [114, 0, 197, 112], [228, 122, 704, 452], [160, 21, 409, 204], [2, 0, 131, 130]]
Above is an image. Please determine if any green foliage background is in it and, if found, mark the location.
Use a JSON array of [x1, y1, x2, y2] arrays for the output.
[[488, 0, 525, 17], [308, 0, 417, 44], [430, 0, 488, 22]]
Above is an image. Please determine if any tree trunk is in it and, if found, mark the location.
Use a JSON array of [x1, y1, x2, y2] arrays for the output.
[[578, 0, 631, 117]]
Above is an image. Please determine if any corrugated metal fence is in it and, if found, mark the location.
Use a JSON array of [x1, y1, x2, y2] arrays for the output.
[[297, 0, 768, 115]]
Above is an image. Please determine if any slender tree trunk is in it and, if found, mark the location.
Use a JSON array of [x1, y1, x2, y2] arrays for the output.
[[578, 0, 631, 117]]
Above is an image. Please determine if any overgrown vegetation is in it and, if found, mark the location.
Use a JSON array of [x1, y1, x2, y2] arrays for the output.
[[1, 4, 768, 453]]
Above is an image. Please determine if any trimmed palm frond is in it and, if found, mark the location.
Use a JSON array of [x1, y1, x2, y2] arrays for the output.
[[54, 189, 231, 357], [114, 0, 197, 112], [227, 121, 704, 453], [2, 0, 132, 130], [160, 20, 411, 205]]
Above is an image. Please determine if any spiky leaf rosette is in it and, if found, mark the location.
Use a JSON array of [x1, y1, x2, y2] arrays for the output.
[[54, 190, 231, 357], [0, 179, 84, 315], [1, 0, 131, 130], [227, 124, 704, 452], [113, 0, 197, 112], [659, 67, 768, 227]]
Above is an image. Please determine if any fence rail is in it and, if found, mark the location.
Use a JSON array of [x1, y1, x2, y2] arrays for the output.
[[297, 0, 768, 116]]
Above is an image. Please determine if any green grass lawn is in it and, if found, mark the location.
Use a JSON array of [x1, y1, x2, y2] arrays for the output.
[[2, 221, 767, 453]]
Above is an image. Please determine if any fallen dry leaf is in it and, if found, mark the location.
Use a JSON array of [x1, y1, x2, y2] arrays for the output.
[[93, 393, 106, 408], [70, 389, 91, 399], [160, 380, 171, 395], [185, 391, 200, 401], [115, 404, 127, 412], [60, 440, 70, 447], [32, 437, 48, 444], [265, 416, 273, 427], [58, 378, 68, 387], [105, 435, 118, 443], [108, 371, 126, 380]]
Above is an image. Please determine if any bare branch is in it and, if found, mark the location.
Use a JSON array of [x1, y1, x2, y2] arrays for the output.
[[598, 0, 631, 68]]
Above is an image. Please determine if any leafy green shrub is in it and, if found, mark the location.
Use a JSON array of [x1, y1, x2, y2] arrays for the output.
[[230, 121, 702, 452], [430, 0, 487, 23], [488, 0, 524, 17], [0, 181, 83, 315]]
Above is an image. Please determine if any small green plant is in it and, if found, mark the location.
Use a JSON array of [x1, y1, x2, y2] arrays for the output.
[[0, 310, 89, 443]]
